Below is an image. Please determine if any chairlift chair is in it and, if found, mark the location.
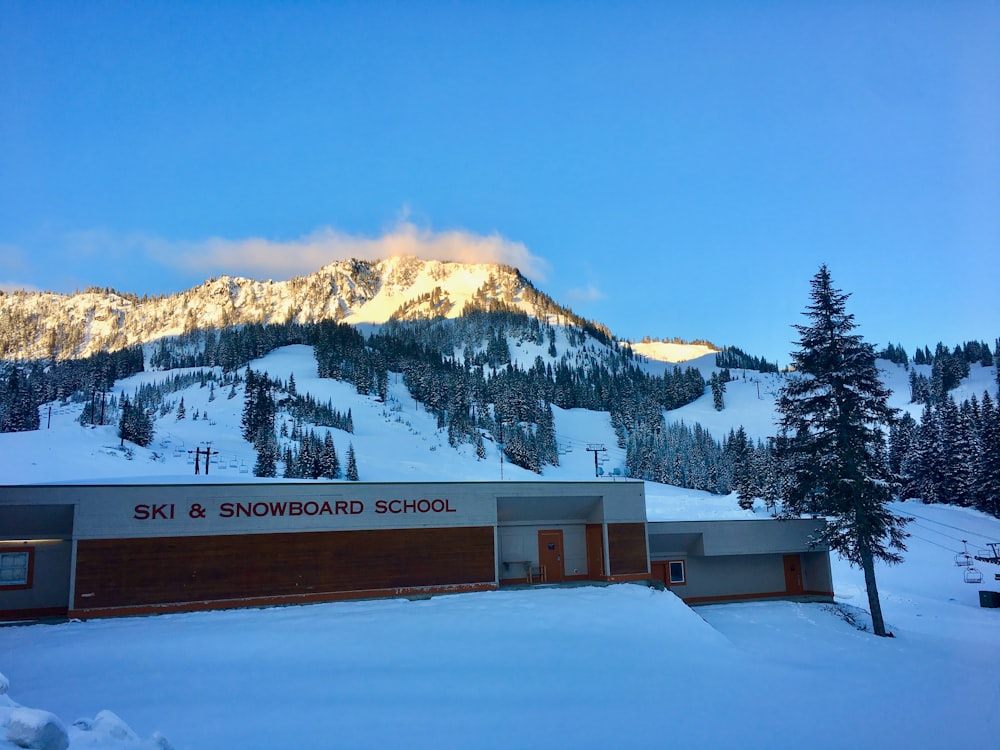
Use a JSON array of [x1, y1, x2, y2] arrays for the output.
[[955, 540, 974, 567], [964, 566, 983, 584]]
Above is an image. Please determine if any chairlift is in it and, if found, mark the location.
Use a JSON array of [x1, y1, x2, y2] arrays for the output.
[[954, 552, 973, 567], [229, 457, 238, 468], [239, 462, 249, 474], [964, 566, 983, 584], [955, 540, 974, 567], [974, 542, 1000, 565]]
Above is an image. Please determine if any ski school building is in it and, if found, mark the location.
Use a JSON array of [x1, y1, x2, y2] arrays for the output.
[[0, 481, 833, 621]]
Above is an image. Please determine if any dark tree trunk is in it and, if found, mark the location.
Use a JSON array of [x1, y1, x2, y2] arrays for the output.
[[859, 536, 890, 637]]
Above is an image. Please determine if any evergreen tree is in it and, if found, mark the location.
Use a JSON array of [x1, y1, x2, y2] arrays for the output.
[[346, 443, 359, 481], [176, 396, 186, 420], [320, 431, 340, 479], [888, 412, 917, 496], [976, 392, 1000, 517], [907, 403, 943, 503], [0, 368, 40, 432], [710, 372, 726, 411], [118, 393, 153, 447], [775, 265, 907, 637], [253, 430, 278, 477]]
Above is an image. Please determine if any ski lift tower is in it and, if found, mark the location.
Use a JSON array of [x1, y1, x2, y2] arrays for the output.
[[586, 444, 607, 478]]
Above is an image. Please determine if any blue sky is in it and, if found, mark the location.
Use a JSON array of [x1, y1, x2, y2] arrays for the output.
[[1, 2, 998, 365]]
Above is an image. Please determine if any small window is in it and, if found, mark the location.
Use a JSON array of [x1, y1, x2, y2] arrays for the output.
[[668, 560, 686, 585], [0, 548, 32, 589]]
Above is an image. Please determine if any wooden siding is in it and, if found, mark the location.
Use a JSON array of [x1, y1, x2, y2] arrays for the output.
[[74, 526, 495, 610], [607, 522, 648, 575]]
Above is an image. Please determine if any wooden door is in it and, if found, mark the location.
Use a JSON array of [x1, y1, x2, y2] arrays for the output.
[[651, 561, 668, 586], [538, 530, 565, 583], [783, 554, 804, 595]]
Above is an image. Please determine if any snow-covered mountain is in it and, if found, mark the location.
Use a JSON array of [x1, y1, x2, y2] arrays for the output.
[[0, 257, 612, 361]]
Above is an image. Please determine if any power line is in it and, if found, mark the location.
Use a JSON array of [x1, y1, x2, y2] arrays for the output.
[[905, 531, 961, 554], [904, 508, 998, 544], [907, 520, 971, 545]]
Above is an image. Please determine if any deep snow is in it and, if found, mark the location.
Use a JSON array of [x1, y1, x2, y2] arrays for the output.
[[2, 345, 999, 748]]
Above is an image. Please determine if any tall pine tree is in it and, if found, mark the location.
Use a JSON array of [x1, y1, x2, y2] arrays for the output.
[[775, 265, 908, 637]]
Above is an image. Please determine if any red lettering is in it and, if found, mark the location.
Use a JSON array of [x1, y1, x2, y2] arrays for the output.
[[404, 499, 416, 513], [133, 504, 150, 520], [219, 503, 234, 518], [304, 501, 318, 515], [268, 502, 287, 516], [335, 500, 348, 514], [235, 502, 252, 517], [290, 501, 302, 516], [350, 500, 364, 514], [417, 499, 430, 512], [389, 500, 402, 513], [375, 500, 388, 514], [319, 501, 333, 515], [151, 504, 172, 520], [446, 498, 456, 513], [431, 499, 444, 512]]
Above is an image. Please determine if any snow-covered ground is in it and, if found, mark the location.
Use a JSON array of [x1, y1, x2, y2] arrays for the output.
[[2, 500, 999, 749], [2, 346, 999, 748]]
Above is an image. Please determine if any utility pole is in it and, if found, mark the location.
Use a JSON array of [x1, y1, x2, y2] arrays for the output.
[[586, 443, 607, 478], [188, 445, 220, 475], [498, 422, 506, 481]]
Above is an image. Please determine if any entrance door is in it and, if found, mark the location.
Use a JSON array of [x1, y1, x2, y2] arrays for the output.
[[783, 554, 804, 595], [538, 530, 565, 583]]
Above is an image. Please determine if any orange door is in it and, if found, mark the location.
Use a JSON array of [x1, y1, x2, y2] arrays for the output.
[[538, 530, 565, 583], [651, 561, 668, 585], [783, 554, 804, 594]]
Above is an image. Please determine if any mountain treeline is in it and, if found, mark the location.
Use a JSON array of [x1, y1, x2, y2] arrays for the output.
[[366, 311, 705, 474], [907, 340, 998, 404], [889, 391, 1000, 517], [1, 347, 146, 432], [714, 346, 779, 374]]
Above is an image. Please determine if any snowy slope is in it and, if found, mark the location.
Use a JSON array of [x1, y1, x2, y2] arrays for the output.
[[630, 340, 718, 363], [2, 347, 1000, 749]]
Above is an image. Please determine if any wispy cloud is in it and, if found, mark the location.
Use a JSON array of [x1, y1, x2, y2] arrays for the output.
[[146, 222, 551, 283], [565, 284, 606, 303]]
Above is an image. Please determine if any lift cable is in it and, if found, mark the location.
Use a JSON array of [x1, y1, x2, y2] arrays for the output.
[[905, 531, 962, 554], [903, 508, 998, 544], [906, 520, 974, 546]]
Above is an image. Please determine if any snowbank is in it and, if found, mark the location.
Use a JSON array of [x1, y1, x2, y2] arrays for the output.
[[0, 674, 170, 750]]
